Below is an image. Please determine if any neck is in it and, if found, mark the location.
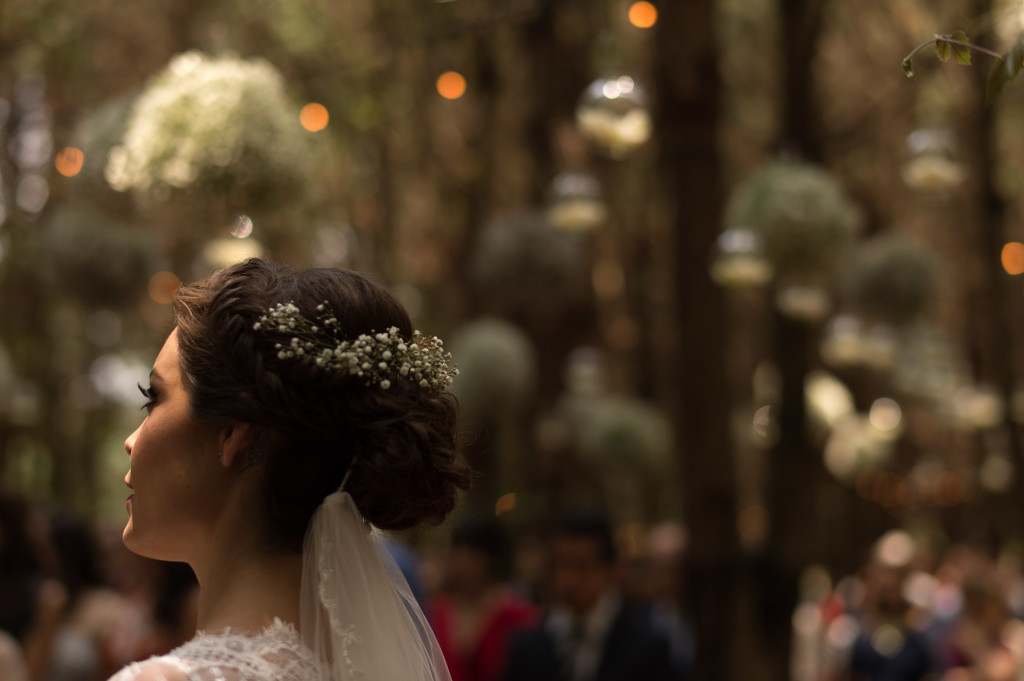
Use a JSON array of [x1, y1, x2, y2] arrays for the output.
[[188, 480, 304, 634], [193, 539, 303, 634]]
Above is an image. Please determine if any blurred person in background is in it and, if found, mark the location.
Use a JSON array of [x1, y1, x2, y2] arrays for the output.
[[429, 515, 537, 681], [44, 510, 108, 681], [503, 510, 675, 681], [848, 530, 938, 681], [938, 565, 1018, 681], [0, 482, 67, 681]]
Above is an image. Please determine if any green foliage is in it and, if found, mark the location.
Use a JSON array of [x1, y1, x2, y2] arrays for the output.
[[988, 34, 1024, 103], [902, 30, 1024, 103]]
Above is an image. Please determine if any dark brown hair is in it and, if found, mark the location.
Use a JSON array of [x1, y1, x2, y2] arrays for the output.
[[172, 259, 471, 552]]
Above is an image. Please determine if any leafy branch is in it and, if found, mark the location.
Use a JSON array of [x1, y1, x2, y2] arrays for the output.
[[902, 30, 1024, 103]]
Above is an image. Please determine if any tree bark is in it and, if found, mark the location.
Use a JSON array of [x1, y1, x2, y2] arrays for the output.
[[654, 4, 739, 681]]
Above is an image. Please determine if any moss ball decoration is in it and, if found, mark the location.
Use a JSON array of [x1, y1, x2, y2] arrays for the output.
[[842, 235, 940, 324], [105, 51, 312, 213], [40, 207, 159, 307], [450, 319, 538, 423], [725, 159, 861, 277], [573, 397, 672, 469], [469, 212, 588, 316]]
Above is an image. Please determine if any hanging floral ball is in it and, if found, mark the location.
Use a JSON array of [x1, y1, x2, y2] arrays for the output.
[[105, 51, 312, 212], [725, 160, 861, 277], [842, 235, 940, 324], [450, 319, 537, 423], [469, 212, 588, 316], [40, 207, 159, 307], [573, 397, 672, 469]]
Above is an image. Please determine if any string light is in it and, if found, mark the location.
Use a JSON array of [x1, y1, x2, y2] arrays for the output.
[[55, 147, 84, 177], [628, 2, 658, 28], [300, 103, 329, 132], [436, 71, 467, 100], [1002, 242, 1024, 275]]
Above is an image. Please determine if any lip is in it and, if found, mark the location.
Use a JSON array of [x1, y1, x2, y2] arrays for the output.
[[125, 493, 134, 510]]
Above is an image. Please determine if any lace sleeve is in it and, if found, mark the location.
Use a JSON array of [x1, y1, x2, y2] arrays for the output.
[[106, 658, 192, 681]]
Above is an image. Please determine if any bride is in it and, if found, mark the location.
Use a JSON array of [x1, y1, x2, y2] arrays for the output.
[[108, 258, 471, 681]]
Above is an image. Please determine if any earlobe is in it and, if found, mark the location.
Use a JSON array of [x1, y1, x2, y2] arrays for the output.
[[219, 423, 255, 468]]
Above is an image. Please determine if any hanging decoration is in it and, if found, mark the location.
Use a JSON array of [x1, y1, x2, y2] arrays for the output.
[[900, 126, 965, 193], [105, 51, 313, 217], [546, 172, 608, 234], [710, 228, 774, 288], [724, 159, 861, 321], [841, 234, 940, 325], [575, 75, 652, 159]]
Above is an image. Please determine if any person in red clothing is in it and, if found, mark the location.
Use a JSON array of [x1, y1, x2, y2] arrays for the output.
[[430, 516, 537, 681]]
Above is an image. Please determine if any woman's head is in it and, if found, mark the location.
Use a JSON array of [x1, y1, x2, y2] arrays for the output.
[[130, 259, 471, 556]]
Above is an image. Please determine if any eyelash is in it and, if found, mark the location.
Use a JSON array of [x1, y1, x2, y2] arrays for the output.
[[138, 383, 157, 411]]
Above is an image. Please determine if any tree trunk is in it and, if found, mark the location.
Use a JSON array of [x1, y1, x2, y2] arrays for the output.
[[654, 4, 739, 681]]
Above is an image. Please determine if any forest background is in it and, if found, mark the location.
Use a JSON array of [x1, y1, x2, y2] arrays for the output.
[[2, 0, 1024, 680]]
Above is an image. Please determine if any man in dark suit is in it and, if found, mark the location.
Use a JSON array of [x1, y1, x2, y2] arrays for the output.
[[503, 511, 678, 681]]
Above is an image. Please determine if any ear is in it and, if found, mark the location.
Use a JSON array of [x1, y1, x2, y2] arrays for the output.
[[218, 422, 255, 469]]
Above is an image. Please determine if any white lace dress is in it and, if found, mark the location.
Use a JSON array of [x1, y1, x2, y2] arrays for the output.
[[106, 619, 324, 681]]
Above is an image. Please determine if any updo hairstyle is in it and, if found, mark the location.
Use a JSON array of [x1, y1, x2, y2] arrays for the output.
[[172, 259, 471, 552]]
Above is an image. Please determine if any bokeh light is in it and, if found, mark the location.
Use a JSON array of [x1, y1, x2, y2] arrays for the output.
[[300, 103, 329, 132], [1002, 241, 1024, 275], [868, 397, 902, 432], [495, 492, 517, 516], [232, 214, 254, 238], [148, 271, 181, 305], [628, 2, 658, 28], [55, 147, 84, 177], [436, 71, 467, 100]]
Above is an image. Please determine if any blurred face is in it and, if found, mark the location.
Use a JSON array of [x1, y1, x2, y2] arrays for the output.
[[549, 536, 616, 618], [122, 329, 227, 563], [446, 546, 491, 596]]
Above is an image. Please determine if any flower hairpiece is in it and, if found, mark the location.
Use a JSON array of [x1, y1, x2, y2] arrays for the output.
[[252, 302, 457, 391]]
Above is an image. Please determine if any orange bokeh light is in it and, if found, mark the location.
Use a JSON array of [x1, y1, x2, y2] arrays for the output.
[[628, 1, 658, 28], [55, 147, 85, 177], [300, 103, 329, 132], [436, 71, 467, 100], [495, 492, 517, 516], [1003, 242, 1024, 275], [148, 271, 181, 305]]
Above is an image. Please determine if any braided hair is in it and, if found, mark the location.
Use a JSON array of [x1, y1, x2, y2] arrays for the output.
[[173, 259, 471, 552]]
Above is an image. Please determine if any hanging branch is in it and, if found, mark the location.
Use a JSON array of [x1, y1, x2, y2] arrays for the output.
[[902, 30, 1024, 103]]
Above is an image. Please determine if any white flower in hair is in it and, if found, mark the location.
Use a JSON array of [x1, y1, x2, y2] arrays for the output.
[[253, 301, 457, 391]]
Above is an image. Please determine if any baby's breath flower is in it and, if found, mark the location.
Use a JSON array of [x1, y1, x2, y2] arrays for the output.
[[255, 301, 456, 392]]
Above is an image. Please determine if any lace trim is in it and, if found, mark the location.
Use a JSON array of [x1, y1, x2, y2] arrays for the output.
[[110, 618, 323, 681], [317, 537, 362, 680]]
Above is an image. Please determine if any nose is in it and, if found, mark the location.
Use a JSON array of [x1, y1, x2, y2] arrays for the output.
[[124, 422, 142, 457]]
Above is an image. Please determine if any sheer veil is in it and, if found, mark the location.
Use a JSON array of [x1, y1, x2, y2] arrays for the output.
[[300, 489, 452, 681]]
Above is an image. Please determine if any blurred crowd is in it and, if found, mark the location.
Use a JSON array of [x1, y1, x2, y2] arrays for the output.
[[12, 474, 1021, 681], [0, 483, 199, 681], [0, 478, 691, 681], [793, 530, 1024, 681]]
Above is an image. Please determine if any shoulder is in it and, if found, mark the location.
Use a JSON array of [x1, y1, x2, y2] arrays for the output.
[[0, 630, 29, 681], [107, 658, 193, 681], [108, 658, 253, 681]]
